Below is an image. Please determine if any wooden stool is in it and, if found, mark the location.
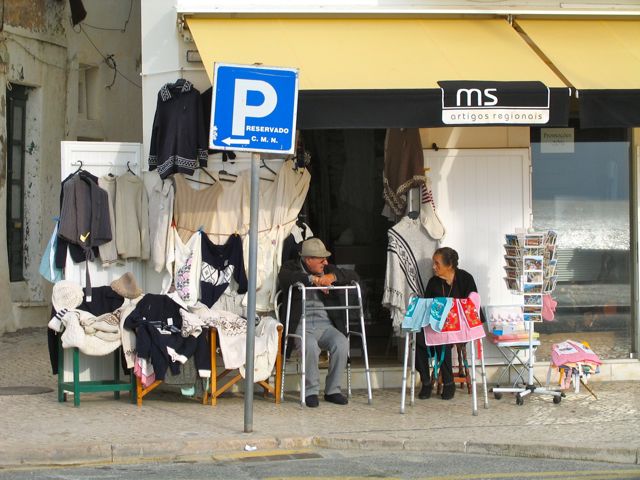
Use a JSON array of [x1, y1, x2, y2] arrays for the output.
[[437, 343, 471, 394], [203, 324, 283, 406]]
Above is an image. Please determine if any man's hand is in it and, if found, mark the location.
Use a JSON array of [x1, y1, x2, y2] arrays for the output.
[[312, 273, 336, 294], [315, 273, 336, 287]]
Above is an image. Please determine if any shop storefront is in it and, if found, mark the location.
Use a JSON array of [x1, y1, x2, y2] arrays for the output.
[[137, 1, 640, 380]]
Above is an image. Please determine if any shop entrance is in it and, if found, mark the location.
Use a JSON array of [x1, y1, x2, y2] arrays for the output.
[[300, 132, 534, 365], [301, 129, 394, 360]]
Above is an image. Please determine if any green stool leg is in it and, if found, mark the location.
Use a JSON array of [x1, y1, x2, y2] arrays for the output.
[[130, 371, 137, 404], [113, 350, 121, 400], [57, 335, 65, 403], [73, 348, 80, 407]]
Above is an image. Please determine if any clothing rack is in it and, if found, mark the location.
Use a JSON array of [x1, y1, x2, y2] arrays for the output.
[[70, 161, 139, 169]]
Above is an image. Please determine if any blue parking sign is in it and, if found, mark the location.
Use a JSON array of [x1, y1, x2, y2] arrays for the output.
[[210, 63, 299, 154]]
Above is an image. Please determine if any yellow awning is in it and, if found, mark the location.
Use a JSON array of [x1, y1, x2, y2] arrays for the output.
[[186, 18, 566, 90], [517, 20, 640, 90]]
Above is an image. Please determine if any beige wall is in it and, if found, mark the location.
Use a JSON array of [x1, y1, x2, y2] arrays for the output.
[[420, 126, 530, 150], [0, 1, 142, 334], [66, 1, 142, 142]]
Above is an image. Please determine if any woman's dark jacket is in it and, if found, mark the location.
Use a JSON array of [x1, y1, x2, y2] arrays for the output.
[[424, 268, 486, 322]]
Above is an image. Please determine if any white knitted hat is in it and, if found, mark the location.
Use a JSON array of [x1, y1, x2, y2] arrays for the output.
[[52, 280, 83, 312], [420, 179, 446, 240]]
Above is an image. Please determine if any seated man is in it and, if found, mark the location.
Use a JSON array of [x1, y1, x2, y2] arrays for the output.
[[278, 238, 359, 408]]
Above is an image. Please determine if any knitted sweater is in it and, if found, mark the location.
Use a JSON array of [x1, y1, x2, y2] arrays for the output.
[[115, 172, 150, 260], [382, 216, 437, 332], [143, 171, 174, 273], [148, 80, 208, 179], [200, 234, 247, 308], [97, 175, 119, 266]]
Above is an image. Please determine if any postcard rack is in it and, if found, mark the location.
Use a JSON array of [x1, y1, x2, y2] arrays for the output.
[[493, 230, 563, 405]]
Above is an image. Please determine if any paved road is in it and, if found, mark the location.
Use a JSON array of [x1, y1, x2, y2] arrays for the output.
[[1, 449, 640, 480]]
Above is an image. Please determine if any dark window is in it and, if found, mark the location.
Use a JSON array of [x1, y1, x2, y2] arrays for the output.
[[6, 85, 27, 282]]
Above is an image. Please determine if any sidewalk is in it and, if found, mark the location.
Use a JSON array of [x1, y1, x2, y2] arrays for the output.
[[1, 327, 639, 468]]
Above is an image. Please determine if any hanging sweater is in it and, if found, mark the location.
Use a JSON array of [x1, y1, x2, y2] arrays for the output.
[[115, 172, 150, 260], [382, 216, 437, 332], [97, 175, 119, 266], [200, 234, 248, 308], [148, 80, 208, 179], [383, 128, 425, 217], [58, 174, 112, 253], [55, 171, 101, 268], [143, 171, 175, 273], [242, 160, 311, 311], [173, 173, 222, 243], [170, 229, 202, 307]]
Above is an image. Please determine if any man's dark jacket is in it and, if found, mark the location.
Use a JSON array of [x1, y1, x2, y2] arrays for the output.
[[278, 259, 359, 337]]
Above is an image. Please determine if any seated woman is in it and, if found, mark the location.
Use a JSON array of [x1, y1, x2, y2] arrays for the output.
[[416, 247, 481, 400]]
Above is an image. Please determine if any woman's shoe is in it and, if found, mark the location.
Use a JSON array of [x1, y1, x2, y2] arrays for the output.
[[418, 383, 432, 399], [441, 382, 456, 400]]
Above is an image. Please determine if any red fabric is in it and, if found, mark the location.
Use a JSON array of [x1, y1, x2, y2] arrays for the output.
[[459, 298, 482, 327], [441, 301, 461, 332]]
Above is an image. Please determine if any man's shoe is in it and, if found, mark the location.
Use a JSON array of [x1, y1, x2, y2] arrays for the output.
[[441, 382, 456, 400], [305, 394, 319, 408], [324, 393, 348, 405], [418, 383, 432, 400]]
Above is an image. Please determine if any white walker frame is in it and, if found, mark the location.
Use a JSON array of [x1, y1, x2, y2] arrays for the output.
[[400, 329, 489, 416], [281, 281, 373, 406]]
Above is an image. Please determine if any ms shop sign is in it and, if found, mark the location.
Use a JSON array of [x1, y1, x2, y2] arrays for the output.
[[210, 63, 299, 154]]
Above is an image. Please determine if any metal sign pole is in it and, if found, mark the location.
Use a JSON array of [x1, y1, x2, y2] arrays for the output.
[[244, 151, 260, 433]]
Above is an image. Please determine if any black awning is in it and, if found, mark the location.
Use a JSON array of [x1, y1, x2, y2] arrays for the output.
[[579, 90, 640, 128], [297, 87, 570, 129]]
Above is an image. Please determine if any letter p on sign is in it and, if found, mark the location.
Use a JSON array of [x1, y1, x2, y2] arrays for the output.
[[232, 79, 277, 136]]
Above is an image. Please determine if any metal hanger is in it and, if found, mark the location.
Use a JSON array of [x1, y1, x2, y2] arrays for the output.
[[197, 166, 217, 182], [260, 158, 277, 176], [185, 176, 215, 186], [218, 166, 238, 180], [126, 161, 136, 176], [73, 161, 84, 175]]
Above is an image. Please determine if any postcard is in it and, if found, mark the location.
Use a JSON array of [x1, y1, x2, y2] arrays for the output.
[[505, 234, 521, 247], [524, 294, 543, 306], [523, 255, 543, 271], [504, 245, 521, 257], [523, 283, 543, 294], [524, 313, 543, 323], [524, 305, 542, 313], [525, 233, 544, 247], [525, 271, 543, 283], [524, 247, 545, 256], [545, 245, 557, 261], [504, 268, 519, 280], [543, 275, 558, 293], [504, 277, 520, 291], [505, 256, 520, 268]]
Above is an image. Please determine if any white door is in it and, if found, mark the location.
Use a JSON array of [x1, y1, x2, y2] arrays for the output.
[[424, 148, 531, 366], [60, 141, 143, 381]]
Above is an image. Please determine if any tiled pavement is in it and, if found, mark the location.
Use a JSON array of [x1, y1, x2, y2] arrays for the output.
[[1, 328, 639, 467]]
